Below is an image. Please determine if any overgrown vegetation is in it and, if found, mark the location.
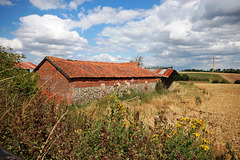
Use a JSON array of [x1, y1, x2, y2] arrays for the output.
[[0, 46, 238, 159]]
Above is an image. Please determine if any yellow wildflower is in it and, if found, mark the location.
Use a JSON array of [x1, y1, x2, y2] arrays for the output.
[[175, 123, 181, 127], [193, 133, 200, 137], [167, 134, 171, 138], [136, 126, 139, 130], [170, 132, 177, 135], [191, 124, 196, 129], [200, 145, 210, 151], [201, 138, 210, 144], [152, 134, 159, 138], [76, 129, 83, 133], [205, 129, 210, 134]]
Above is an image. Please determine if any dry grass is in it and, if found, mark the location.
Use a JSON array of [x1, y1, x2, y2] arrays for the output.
[[124, 82, 240, 157]]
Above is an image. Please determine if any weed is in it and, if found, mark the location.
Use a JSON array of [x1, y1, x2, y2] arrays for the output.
[[195, 96, 202, 105]]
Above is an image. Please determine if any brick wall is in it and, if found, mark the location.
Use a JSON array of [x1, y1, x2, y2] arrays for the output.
[[36, 60, 72, 103]]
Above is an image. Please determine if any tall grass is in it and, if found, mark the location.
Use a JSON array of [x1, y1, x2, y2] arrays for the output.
[[0, 69, 238, 159]]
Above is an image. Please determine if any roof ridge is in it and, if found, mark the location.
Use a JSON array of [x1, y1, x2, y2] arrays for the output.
[[47, 56, 137, 65]]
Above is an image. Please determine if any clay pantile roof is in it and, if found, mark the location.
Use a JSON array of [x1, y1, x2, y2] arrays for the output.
[[156, 69, 178, 78], [18, 62, 37, 69], [34, 56, 160, 79]]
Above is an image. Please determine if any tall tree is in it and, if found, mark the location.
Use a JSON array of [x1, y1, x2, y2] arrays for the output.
[[130, 56, 144, 67]]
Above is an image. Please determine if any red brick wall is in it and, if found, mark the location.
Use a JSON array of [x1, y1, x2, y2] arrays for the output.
[[36, 60, 72, 103]]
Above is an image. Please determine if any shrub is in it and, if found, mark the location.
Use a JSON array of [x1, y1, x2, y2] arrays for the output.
[[221, 79, 229, 83], [0, 46, 39, 97], [174, 74, 190, 81], [155, 80, 165, 94], [234, 80, 240, 84], [211, 79, 219, 83]]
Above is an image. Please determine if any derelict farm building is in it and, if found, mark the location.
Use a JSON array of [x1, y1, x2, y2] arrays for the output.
[[155, 69, 178, 91], [34, 56, 161, 103]]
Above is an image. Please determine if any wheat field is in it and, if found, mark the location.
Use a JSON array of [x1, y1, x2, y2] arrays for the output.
[[125, 82, 240, 157]]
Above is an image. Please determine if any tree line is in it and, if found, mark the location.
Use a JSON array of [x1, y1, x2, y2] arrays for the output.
[[182, 68, 240, 73]]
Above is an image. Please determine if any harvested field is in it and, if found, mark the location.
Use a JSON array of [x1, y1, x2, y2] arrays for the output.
[[217, 73, 240, 83], [194, 83, 240, 156], [180, 71, 240, 83], [125, 82, 240, 157]]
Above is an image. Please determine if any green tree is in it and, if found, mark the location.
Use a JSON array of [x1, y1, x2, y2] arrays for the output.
[[0, 46, 39, 97]]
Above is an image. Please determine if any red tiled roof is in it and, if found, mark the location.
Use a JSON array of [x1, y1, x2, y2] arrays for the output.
[[35, 56, 160, 79], [18, 62, 37, 69], [156, 69, 178, 77]]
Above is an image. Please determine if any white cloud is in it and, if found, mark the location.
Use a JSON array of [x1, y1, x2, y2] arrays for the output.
[[29, 0, 66, 10], [13, 14, 87, 58], [2, 0, 239, 69], [78, 6, 144, 30], [76, 53, 131, 63], [29, 0, 89, 10], [0, 37, 22, 49], [93, 0, 240, 69], [0, 0, 13, 6], [69, 0, 89, 10]]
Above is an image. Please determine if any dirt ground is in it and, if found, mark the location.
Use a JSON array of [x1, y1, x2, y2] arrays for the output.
[[126, 82, 240, 157], [180, 72, 240, 83]]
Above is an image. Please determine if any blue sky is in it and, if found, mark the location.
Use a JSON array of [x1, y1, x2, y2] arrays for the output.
[[0, 0, 240, 70]]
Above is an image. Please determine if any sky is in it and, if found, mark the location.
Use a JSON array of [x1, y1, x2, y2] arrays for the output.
[[0, 0, 240, 71]]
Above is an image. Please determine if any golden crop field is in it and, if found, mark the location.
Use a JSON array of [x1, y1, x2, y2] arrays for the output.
[[125, 82, 240, 157]]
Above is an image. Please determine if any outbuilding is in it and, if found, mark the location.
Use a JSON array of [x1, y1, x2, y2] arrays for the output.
[[155, 69, 178, 91], [34, 56, 160, 103]]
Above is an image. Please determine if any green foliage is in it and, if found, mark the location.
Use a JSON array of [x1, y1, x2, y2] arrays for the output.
[[211, 79, 219, 83], [221, 79, 229, 83], [174, 74, 190, 81], [0, 46, 25, 72], [179, 73, 229, 82], [1, 86, 217, 159], [234, 80, 240, 84], [0, 46, 39, 97], [155, 80, 166, 94]]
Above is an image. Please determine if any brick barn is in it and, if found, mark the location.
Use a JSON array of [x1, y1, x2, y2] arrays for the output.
[[155, 69, 178, 91], [34, 56, 160, 103]]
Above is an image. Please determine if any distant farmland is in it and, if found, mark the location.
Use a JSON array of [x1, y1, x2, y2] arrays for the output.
[[179, 72, 240, 83]]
